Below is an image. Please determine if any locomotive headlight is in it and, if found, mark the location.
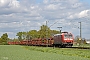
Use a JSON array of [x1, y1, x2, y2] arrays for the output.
[[64, 39, 67, 40], [70, 39, 73, 40]]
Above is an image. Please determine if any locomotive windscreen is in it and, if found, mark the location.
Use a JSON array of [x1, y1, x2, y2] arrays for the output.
[[64, 34, 73, 39]]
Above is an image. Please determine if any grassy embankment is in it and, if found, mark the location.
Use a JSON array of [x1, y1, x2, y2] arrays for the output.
[[0, 45, 90, 60]]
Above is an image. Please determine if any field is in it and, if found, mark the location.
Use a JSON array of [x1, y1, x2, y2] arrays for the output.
[[0, 45, 90, 60]]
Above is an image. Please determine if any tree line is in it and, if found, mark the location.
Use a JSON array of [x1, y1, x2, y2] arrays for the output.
[[0, 25, 59, 44], [16, 25, 59, 41]]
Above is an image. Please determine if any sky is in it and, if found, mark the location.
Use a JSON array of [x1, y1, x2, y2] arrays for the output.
[[0, 0, 90, 39], [80, 0, 90, 5]]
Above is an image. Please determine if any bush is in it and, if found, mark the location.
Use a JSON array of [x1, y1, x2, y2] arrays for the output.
[[0, 42, 8, 45]]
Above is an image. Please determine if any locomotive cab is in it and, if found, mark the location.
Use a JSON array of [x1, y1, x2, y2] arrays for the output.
[[63, 33, 74, 46], [53, 32, 74, 47]]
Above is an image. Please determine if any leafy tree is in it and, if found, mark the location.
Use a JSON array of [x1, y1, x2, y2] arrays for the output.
[[74, 35, 87, 45], [38, 25, 50, 38], [0, 38, 2, 43], [22, 32, 27, 40], [16, 32, 23, 40], [38, 25, 59, 38], [0, 33, 9, 44], [82, 38, 86, 44], [27, 30, 38, 39], [50, 30, 59, 36]]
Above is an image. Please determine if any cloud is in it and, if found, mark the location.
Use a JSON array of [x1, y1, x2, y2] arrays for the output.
[[0, 0, 27, 15], [0, 0, 20, 8], [0, 0, 90, 39], [45, 4, 58, 10], [43, 0, 49, 4], [68, 9, 90, 19], [79, 10, 90, 18]]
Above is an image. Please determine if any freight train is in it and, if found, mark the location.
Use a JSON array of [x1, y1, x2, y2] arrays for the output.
[[8, 32, 74, 47]]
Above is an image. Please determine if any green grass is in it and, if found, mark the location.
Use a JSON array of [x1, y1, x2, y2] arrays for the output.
[[0, 45, 90, 60], [73, 44, 90, 47], [24, 46, 90, 58]]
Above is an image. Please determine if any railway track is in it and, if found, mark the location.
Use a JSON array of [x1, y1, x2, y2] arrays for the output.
[[62, 46, 90, 49], [44, 45, 90, 49], [37, 45, 90, 49]]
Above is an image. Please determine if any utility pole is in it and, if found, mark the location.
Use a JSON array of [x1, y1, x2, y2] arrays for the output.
[[78, 22, 82, 45], [57, 27, 62, 34], [79, 22, 82, 39], [46, 21, 48, 38], [46, 21, 48, 47]]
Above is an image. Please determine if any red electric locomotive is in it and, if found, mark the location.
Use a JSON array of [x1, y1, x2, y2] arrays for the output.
[[53, 32, 74, 47]]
